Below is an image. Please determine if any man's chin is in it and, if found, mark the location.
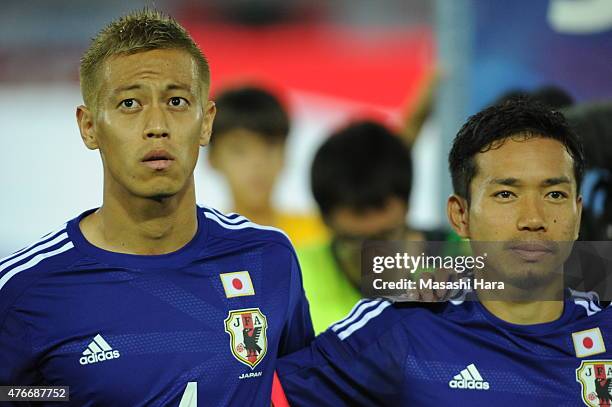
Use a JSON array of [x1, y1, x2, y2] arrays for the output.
[[134, 185, 181, 201], [148, 192, 176, 201], [503, 270, 555, 290], [132, 178, 188, 201], [488, 268, 563, 300]]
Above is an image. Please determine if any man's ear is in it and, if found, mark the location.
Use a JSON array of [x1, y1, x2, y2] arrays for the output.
[[447, 194, 470, 238], [200, 100, 216, 147], [76, 105, 99, 150]]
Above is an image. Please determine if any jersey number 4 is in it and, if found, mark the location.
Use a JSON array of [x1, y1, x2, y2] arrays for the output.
[[179, 382, 197, 407]]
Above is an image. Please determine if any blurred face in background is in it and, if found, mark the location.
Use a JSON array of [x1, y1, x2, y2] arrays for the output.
[[77, 49, 216, 200], [209, 128, 285, 210], [328, 197, 409, 287]]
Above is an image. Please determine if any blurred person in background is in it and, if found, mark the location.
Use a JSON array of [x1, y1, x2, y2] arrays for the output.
[[560, 101, 612, 301], [564, 101, 612, 241], [208, 85, 328, 248], [0, 9, 313, 405], [301, 121, 454, 333]]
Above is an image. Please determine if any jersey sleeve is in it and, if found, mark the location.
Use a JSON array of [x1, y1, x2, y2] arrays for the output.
[[277, 252, 315, 357], [0, 308, 40, 387], [276, 302, 407, 406]]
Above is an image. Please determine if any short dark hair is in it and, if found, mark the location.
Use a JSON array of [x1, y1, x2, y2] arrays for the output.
[[449, 98, 585, 203], [311, 121, 413, 218], [493, 85, 574, 110], [211, 86, 290, 146], [80, 8, 210, 111]]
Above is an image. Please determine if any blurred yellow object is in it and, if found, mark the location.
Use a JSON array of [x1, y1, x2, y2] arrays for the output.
[[276, 212, 329, 249], [297, 243, 361, 334]]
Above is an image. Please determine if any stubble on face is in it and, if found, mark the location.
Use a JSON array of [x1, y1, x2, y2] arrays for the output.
[[464, 137, 581, 295]]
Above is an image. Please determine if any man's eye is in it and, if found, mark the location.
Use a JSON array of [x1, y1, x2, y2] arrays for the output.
[[169, 97, 188, 107], [547, 191, 568, 200], [494, 191, 515, 199], [119, 99, 140, 109]]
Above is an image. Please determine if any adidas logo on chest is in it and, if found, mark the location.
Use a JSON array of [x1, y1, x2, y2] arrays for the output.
[[79, 334, 121, 365], [448, 363, 490, 390]]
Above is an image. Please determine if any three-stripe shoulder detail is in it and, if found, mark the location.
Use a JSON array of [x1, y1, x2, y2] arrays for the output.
[[200, 206, 291, 241], [330, 299, 392, 341], [0, 226, 74, 291]]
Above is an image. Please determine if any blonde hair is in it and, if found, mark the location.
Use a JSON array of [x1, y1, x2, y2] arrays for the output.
[[79, 8, 210, 109]]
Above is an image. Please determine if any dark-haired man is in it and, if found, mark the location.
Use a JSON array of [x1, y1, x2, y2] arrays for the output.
[[276, 100, 612, 406], [0, 10, 313, 406]]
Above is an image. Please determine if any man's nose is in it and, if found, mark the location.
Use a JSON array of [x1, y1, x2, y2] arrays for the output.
[[143, 104, 169, 139], [517, 195, 548, 232]]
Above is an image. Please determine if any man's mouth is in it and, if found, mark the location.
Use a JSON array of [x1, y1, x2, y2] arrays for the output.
[[141, 149, 175, 170], [507, 242, 556, 262]]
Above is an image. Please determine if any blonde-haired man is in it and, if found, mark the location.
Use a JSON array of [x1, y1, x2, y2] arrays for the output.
[[0, 9, 313, 406]]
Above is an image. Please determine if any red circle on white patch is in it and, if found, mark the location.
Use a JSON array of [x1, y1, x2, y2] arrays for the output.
[[232, 278, 243, 290], [583, 337, 594, 349]]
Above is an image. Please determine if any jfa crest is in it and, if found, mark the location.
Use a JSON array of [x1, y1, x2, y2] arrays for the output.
[[576, 360, 612, 406], [224, 308, 268, 369]]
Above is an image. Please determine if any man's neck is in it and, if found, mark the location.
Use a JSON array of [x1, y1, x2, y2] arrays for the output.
[[80, 180, 199, 255], [477, 266, 566, 325], [480, 299, 564, 325]]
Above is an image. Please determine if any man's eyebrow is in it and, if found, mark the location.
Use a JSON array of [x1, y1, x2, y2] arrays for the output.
[[112, 84, 142, 94], [490, 178, 520, 186], [541, 176, 571, 187], [111, 83, 193, 95], [488, 176, 572, 187], [165, 83, 193, 92]]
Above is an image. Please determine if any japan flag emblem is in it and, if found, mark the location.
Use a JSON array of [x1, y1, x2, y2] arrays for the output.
[[220, 271, 255, 298], [573, 327, 606, 358]]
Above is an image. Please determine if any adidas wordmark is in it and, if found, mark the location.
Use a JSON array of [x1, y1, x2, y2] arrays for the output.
[[79, 334, 121, 365], [448, 363, 490, 390]]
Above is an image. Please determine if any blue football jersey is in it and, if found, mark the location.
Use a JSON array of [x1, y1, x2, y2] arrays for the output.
[[0, 206, 314, 406], [278, 293, 612, 406]]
